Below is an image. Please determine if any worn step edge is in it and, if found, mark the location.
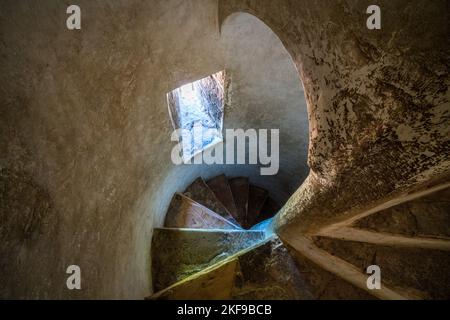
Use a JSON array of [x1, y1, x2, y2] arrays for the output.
[[249, 217, 275, 239], [154, 227, 265, 235], [183, 177, 236, 222], [317, 227, 450, 251], [279, 231, 421, 300], [317, 181, 450, 236], [148, 235, 278, 299], [151, 228, 266, 292], [166, 193, 242, 230]]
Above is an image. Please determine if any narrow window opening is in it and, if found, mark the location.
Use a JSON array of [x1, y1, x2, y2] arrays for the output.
[[167, 71, 225, 162]]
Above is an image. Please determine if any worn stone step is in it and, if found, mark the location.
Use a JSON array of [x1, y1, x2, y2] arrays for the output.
[[149, 236, 380, 300], [164, 193, 240, 230], [246, 185, 268, 229], [228, 177, 249, 227], [151, 228, 265, 292], [230, 236, 314, 300], [354, 187, 450, 239], [184, 177, 236, 223], [314, 236, 450, 299], [150, 256, 239, 300], [207, 174, 239, 220], [256, 196, 281, 223], [149, 237, 328, 299]]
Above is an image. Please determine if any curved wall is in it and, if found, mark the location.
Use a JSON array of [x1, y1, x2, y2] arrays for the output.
[[0, 0, 307, 298], [220, 12, 309, 202]]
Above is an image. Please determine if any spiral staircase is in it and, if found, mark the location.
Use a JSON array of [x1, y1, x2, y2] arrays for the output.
[[148, 175, 450, 300]]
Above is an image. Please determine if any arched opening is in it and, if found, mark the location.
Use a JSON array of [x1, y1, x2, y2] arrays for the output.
[[219, 12, 309, 204]]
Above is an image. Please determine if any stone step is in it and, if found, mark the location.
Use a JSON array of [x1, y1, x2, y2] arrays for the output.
[[207, 174, 239, 220], [228, 177, 249, 226], [152, 228, 265, 292], [354, 187, 450, 239], [183, 177, 236, 223], [246, 185, 268, 229], [256, 196, 281, 223], [313, 236, 450, 299], [149, 236, 374, 300], [150, 255, 239, 300], [164, 193, 240, 230], [231, 236, 313, 300], [150, 237, 326, 300]]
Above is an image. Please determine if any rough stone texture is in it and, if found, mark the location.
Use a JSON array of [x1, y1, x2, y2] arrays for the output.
[[152, 237, 314, 300], [151, 228, 264, 292], [0, 0, 308, 298], [207, 174, 239, 218], [151, 258, 239, 300], [232, 238, 314, 300], [314, 237, 450, 299], [152, 236, 376, 300], [164, 193, 239, 230], [218, 0, 450, 234], [183, 177, 235, 222], [354, 187, 450, 238], [0, 168, 62, 298], [229, 177, 249, 226]]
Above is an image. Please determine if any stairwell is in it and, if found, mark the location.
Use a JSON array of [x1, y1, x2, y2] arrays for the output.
[[1, 0, 448, 301], [149, 176, 450, 300]]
